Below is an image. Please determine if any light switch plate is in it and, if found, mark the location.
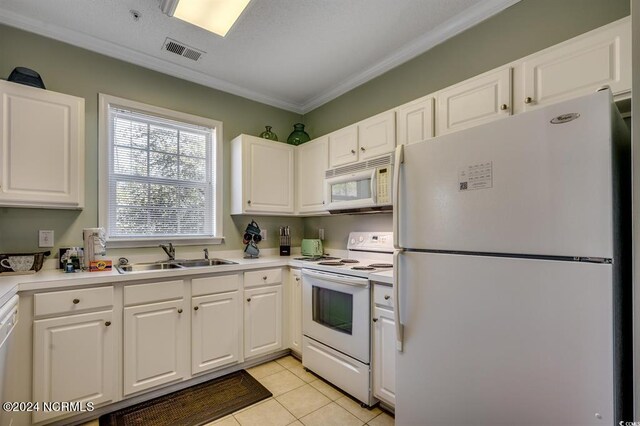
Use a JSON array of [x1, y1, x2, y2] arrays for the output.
[[319, 228, 325, 240], [39, 230, 54, 247], [260, 230, 267, 241]]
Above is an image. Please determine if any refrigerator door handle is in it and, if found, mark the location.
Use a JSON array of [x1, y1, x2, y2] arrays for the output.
[[393, 250, 404, 352], [393, 145, 404, 250]]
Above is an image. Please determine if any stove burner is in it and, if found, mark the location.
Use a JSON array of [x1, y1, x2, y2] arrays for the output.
[[352, 266, 375, 270], [318, 261, 345, 266], [294, 256, 340, 262], [368, 263, 393, 268], [340, 259, 359, 264]]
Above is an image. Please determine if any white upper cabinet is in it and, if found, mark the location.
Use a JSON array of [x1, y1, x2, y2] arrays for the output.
[[0, 80, 84, 208], [358, 111, 396, 160], [396, 95, 435, 145], [328, 125, 358, 168], [437, 67, 512, 135], [231, 134, 295, 215], [519, 17, 631, 112], [329, 111, 396, 168], [296, 136, 329, 214]]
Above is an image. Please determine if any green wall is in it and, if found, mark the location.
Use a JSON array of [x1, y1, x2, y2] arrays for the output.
[[0, 24, 304, 255], [0, 0, 631, 255], [303, 0, 631, 136]]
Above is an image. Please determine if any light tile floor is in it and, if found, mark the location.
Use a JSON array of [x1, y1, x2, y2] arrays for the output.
[[81, 355, 394, 426]]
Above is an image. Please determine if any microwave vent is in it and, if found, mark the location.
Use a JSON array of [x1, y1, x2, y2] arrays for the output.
[[325, 154, 393, 178]]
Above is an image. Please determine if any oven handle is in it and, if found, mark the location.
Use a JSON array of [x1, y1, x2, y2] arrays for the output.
[[302, 269, 369, 287]]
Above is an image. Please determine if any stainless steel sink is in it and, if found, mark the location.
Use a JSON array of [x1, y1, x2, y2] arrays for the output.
[[116, 262, 184, 273], [176, 258, 237, 267], [116, 258, 236, 273]]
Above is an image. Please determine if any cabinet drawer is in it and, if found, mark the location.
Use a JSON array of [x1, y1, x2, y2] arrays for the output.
[[373, 284, 394, 309], [192, 274, 240, 296], [34, 286, 113, 317], [124, 280, 183, 306], [244, 268, 282, 288]]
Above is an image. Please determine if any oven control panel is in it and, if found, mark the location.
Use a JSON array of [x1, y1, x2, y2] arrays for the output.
[[347, 232, 394, 252]]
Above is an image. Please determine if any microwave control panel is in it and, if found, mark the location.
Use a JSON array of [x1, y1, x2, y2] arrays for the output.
[[376, 167, 390, 204]]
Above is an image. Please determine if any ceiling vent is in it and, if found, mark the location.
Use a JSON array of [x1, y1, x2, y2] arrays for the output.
[[162, 38, 204, 62]]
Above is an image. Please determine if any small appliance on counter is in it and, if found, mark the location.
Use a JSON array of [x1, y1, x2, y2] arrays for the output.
[[243, 220, 262, 258], [279, 226, 291, 256], [301, 239, 323, 257]]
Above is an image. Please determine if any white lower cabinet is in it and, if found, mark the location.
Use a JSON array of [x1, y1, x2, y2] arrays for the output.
[[192, 291, 241, 374], [33, 310, 115, 423], [244, 284, 283, 358], [123, 298, 188, 396], [289, 269, 302, 354], [372, 285, 396, 407]]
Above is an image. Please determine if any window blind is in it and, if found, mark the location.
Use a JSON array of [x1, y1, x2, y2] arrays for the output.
[[107, 106, 216, 239]]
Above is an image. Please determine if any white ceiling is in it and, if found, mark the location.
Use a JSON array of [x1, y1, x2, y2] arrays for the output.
[[0, 0, 519, 113]]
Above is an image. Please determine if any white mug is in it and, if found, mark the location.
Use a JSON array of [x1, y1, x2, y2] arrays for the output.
[[1, 256, 34, 272]]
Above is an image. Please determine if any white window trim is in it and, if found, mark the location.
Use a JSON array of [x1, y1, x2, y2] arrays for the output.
[[98, 93, 224, 247]]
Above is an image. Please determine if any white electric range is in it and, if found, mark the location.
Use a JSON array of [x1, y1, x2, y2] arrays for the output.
[[299, 232, 393, 407]]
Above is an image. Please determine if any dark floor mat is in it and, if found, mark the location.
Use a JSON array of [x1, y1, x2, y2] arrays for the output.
[[99, 370, 271, 426]]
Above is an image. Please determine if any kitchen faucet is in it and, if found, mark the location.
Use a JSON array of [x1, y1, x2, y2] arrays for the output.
[[159, 243, 175, 260]]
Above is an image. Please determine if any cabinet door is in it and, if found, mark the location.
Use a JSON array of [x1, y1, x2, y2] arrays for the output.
[[437, 67, 512, 135], [192, 291, 241, 375], [328, 125, 358, 168], [358, 111, 396, 160], [33, 311, 114, 423], [296, 136, 328, 213], [124, 299, 187, 395], [397, 96, 435, 145], [289, 270, 302, 354], [244, 285, 282, 358], [521, 18, 630, 111], [373, 306, 396, 406], [246, 136, 294, 214], [0, 80, 84, 208]]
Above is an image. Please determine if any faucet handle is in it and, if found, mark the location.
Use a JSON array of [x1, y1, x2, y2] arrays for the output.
[[203, 248, 209, 259]]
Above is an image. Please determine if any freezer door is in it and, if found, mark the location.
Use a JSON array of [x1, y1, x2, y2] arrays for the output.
[[396, 251, 614, 426], [397, 90, 614, 258]]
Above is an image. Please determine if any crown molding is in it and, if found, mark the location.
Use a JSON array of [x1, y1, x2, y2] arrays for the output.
[[0, 8, 304, 113], [299, 0, 521, 114]]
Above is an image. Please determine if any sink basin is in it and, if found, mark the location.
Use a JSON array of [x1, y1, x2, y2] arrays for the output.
[[176, 258, 237, 267], [117, 262, 184, 273]]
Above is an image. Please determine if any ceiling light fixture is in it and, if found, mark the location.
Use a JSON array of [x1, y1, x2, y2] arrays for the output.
[[160, 0, 251, 37]]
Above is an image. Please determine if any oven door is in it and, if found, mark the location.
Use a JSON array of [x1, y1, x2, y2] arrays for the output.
[[302, 269, 370, 363], [325, 169, 376, 211]]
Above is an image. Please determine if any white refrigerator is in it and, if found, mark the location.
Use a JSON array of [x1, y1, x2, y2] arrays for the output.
[[393, 90, 631, 426]]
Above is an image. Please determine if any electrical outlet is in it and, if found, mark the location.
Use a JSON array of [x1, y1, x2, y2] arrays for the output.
[[39, 230, 54, 247], [319, 228, 325, 240], [260, 229, 267, 241]]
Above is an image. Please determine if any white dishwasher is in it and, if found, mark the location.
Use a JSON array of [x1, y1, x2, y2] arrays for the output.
[[0, 295, 19, 426]]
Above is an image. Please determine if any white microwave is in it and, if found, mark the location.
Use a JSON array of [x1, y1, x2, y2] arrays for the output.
[[324, 156, 393, 213]]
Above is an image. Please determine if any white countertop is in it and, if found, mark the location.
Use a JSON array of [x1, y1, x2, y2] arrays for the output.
[[0, 254, 296, 306], [369, 269, 393, 285]]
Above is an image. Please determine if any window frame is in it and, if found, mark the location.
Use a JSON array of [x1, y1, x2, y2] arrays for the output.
[[98, 94, 224, 247]]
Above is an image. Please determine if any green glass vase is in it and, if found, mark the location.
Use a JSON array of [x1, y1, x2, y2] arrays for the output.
[[287, 123, 310, 146], [259, 125, 278, 141]]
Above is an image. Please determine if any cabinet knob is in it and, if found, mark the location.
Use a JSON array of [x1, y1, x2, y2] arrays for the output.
[[194, 306, 199, 311], [372, 318, 378, 322], [322, 200, 325, 204], [500, 104, 508, 111], [360, 147, 365, 151], [295, 277, 300, 281], [351, 149, 356, 154], [72, 298, 80, 304], [247, 200, 251, 205], [177, 308, 183, 314], [263, 276, 268, 280], [247, 298, 252, 302], [524, 96, 533, 104], [105, 321, 111, 327], [384, 295, 390, 300]]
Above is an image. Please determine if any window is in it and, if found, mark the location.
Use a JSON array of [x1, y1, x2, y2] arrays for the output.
[[99, 94, 223, 246]]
